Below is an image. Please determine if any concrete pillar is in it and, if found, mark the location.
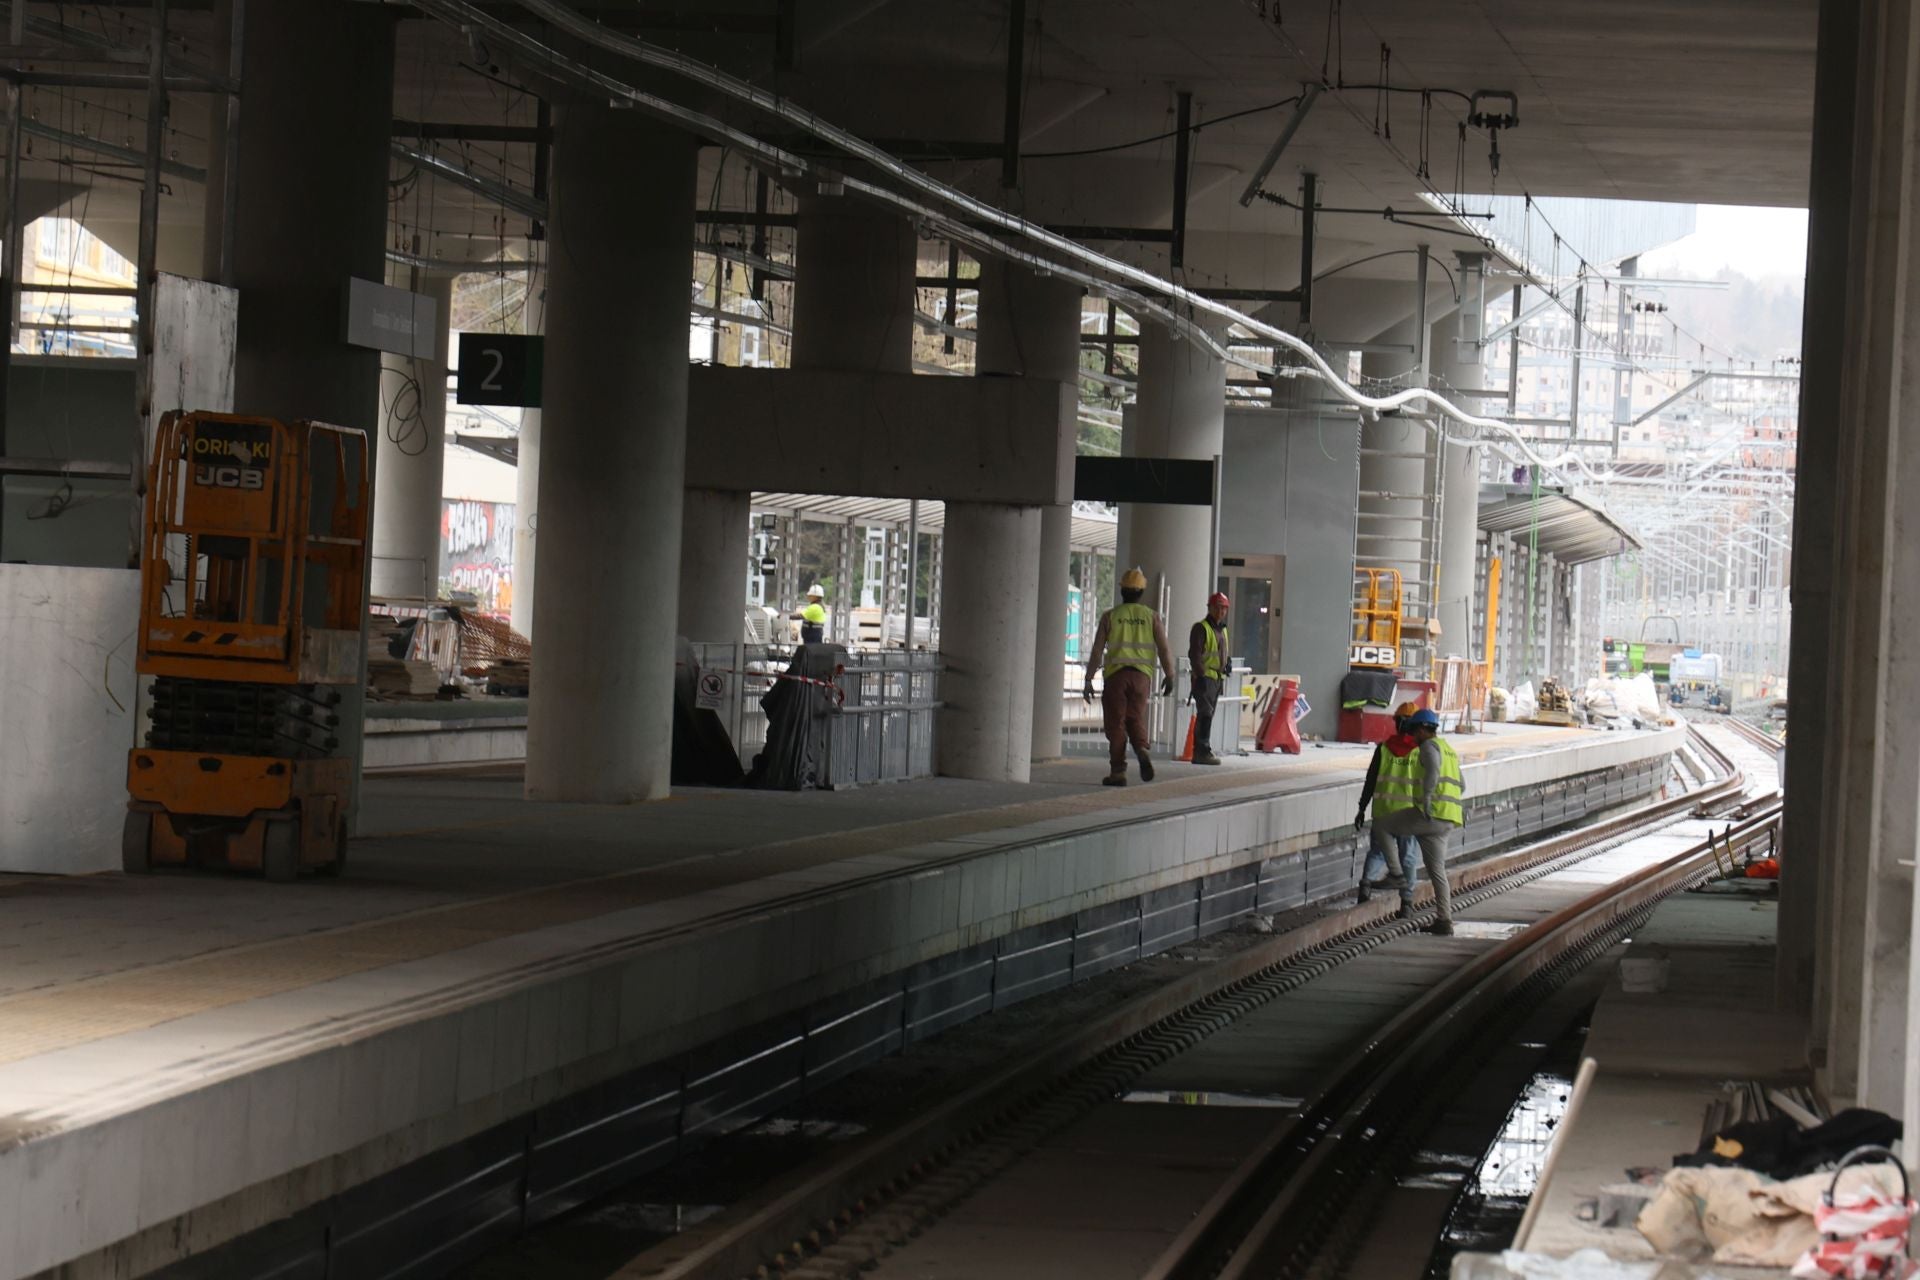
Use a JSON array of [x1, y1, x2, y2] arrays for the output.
[[372, 272, 453, 599], [524, 106, 696, 804], [511, 405, 540, 637], [1125, 322, 1225, 641], [1802, 0, 1920, 1116], [1779, 0, 1860, 1020], [936, 502, 1042, 781], [791, 195, 917, 374], [1429, 307, 1484, 662], [679, 487, 752, 642], [229, 0, 393, 826], [1357, 317, 1431, 653], [510, 269, 545, 640], [975, 259, 1081, 762]]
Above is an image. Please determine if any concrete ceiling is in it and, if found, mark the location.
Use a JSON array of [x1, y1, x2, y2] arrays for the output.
[[12, 0, 1819, 289]]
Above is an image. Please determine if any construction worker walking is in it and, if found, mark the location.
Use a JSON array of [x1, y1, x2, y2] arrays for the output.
[[1188, 592, 1231, 765], [1083, 567, 1176, 787], [795, 584, 828, 644], [1355, 702, 1423, 912], [1367, 708, 1466, 935]]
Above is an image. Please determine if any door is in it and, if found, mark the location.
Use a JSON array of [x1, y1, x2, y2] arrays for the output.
[[1216, 554, 1284, 673]]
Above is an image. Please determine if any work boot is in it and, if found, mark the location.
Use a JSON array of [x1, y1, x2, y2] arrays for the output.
[[1396, 903, 1413, 921], [1357, 887, 1371, 905], [1424, 918, 1455, 937], [1192, 751, 1221, 766], [1102, 769, 1127, 787], [1137, 751, 1155, 782]]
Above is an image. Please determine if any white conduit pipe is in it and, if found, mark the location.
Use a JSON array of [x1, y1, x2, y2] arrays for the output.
[[412, 0, 1613, 481]]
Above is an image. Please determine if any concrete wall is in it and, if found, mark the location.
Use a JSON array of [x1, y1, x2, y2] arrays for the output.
[[0, 563, 139, 873], [1, 358, 139, 568], [686, 366, 1075, 504], [1220, 404, 1360, 738]]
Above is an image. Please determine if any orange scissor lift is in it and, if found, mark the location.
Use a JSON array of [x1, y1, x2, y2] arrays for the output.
[[123, 411, 369, 881]]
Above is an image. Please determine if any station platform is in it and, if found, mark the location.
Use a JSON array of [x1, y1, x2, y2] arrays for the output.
[[1494, 888, 1809, 1278], [0, 722, 1681, 1280]]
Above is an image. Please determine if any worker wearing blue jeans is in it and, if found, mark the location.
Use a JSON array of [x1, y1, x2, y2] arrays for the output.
[[1355, 702, 1421, 913]]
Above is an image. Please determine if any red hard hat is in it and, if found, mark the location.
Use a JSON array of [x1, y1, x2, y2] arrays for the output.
[[1208, 591, 1230, 609]]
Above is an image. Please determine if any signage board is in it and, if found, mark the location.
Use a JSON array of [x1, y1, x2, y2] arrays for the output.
[[1349, 643, 1398, 669], [457, 333, 545, 407]]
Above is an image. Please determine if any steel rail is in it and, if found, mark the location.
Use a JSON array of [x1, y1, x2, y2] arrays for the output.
[[1147, 797, 1779, 1280], [616, 731, 1743, 1280]]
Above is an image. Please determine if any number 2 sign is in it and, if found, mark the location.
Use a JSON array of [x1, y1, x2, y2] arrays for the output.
[[456, 333, 544, 407]]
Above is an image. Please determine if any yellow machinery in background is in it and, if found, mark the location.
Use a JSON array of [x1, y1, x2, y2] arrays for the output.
[[1351, 567, 1403, 669], [124, 411, 369, 881]]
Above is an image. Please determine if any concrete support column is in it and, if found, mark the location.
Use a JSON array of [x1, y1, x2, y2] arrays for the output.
[[975, 259, 1081, 762], [510, 269, 546, 640], [1430, 306, 1485, 662], [511, 405, 540, 637], [1125, 322, 1225, 640], [525, 106, 696, 803], [936, 502, 1042, 781], [1797, 0, 1920, 1117], [1779, 0, 1861, 1020], [792, 195, 917, 374], [372, 272, 453, 599], [1357, 317, 1430, 646], [679, 487, 752, 642], [229, 0, 393, 825]]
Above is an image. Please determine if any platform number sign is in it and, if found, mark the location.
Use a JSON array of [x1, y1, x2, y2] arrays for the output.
[[457, 333, 544, 407]]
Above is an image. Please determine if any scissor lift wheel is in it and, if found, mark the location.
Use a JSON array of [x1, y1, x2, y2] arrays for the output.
[[261, 814, 300, 884], [122, 811, 152, 875]]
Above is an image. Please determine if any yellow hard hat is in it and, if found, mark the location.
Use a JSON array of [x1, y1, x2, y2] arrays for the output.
[[1120, 567, 1148, 591]]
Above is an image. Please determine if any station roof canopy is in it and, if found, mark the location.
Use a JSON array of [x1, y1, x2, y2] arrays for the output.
[[751, 492, 1118, 554], [1477, 486, 1642, 566]]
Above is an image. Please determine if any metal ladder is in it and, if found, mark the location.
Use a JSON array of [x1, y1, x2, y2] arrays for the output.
[[1354, 425, 1444, 675]]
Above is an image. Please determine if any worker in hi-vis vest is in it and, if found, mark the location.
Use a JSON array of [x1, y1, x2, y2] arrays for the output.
[[795, 583, 827, 644], [1367, 708, 1467, 936], [1083, 567, 1176, 787], [1187, 591, 1231, 766]]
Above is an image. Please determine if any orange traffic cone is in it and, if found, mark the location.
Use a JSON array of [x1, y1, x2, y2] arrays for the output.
[[1179, 717, 1196, 762]]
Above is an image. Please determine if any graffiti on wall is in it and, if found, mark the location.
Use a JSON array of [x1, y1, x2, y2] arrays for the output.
[[441, 499, 515, 615]]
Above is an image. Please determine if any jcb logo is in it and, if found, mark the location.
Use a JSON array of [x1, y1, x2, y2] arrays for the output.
[[1350, 643, 1398, 668], [194, 464, 265, 491]]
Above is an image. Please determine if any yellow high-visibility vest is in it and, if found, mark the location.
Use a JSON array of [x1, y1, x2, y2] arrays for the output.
[[1198, 620, 1226, 679], [1104, 603, 1157, 678], [1376, 738, 1466, 825]]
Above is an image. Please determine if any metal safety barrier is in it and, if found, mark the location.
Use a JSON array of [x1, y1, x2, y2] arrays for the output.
[[690, 642, 941, 785]]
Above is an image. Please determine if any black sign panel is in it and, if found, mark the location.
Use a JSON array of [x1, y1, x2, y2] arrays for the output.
[[1073, 456, 1216, 506], [456, 333, 544, 407]]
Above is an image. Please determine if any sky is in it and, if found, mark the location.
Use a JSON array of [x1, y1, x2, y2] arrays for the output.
[[1639, 205, 1809, 280]]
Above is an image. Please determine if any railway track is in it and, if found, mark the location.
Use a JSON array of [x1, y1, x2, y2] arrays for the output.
[[608, 725, 1773, 1280]]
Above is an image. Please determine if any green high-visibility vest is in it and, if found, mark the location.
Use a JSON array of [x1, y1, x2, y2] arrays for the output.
[[802, 603, 827, 626], [1198, 619, 1226, 679], [1104, 603, 1158, 678], [1375, 737, 1466, 826]]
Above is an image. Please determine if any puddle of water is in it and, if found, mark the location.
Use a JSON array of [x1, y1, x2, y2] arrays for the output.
[[1120, 1089, 1304, 1108], [579, 1201, 725, 1234], [1449, 920, 1530, 940], [751, 1117, 869, 1140]]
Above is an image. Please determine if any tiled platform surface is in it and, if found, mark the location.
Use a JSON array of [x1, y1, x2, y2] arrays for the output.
[[1495, 890, 1808, 1277], [0, 723, 1679, 1278]]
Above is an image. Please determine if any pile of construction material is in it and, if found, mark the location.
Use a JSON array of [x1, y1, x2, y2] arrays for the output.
[[366, 656, 441, 699]]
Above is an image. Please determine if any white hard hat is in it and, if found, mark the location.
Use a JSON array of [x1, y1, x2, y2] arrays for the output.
[[807, 583, 825, 597]]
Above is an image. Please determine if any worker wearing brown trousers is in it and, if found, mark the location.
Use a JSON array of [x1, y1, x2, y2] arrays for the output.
[[1083, 566, 1176, 786]]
